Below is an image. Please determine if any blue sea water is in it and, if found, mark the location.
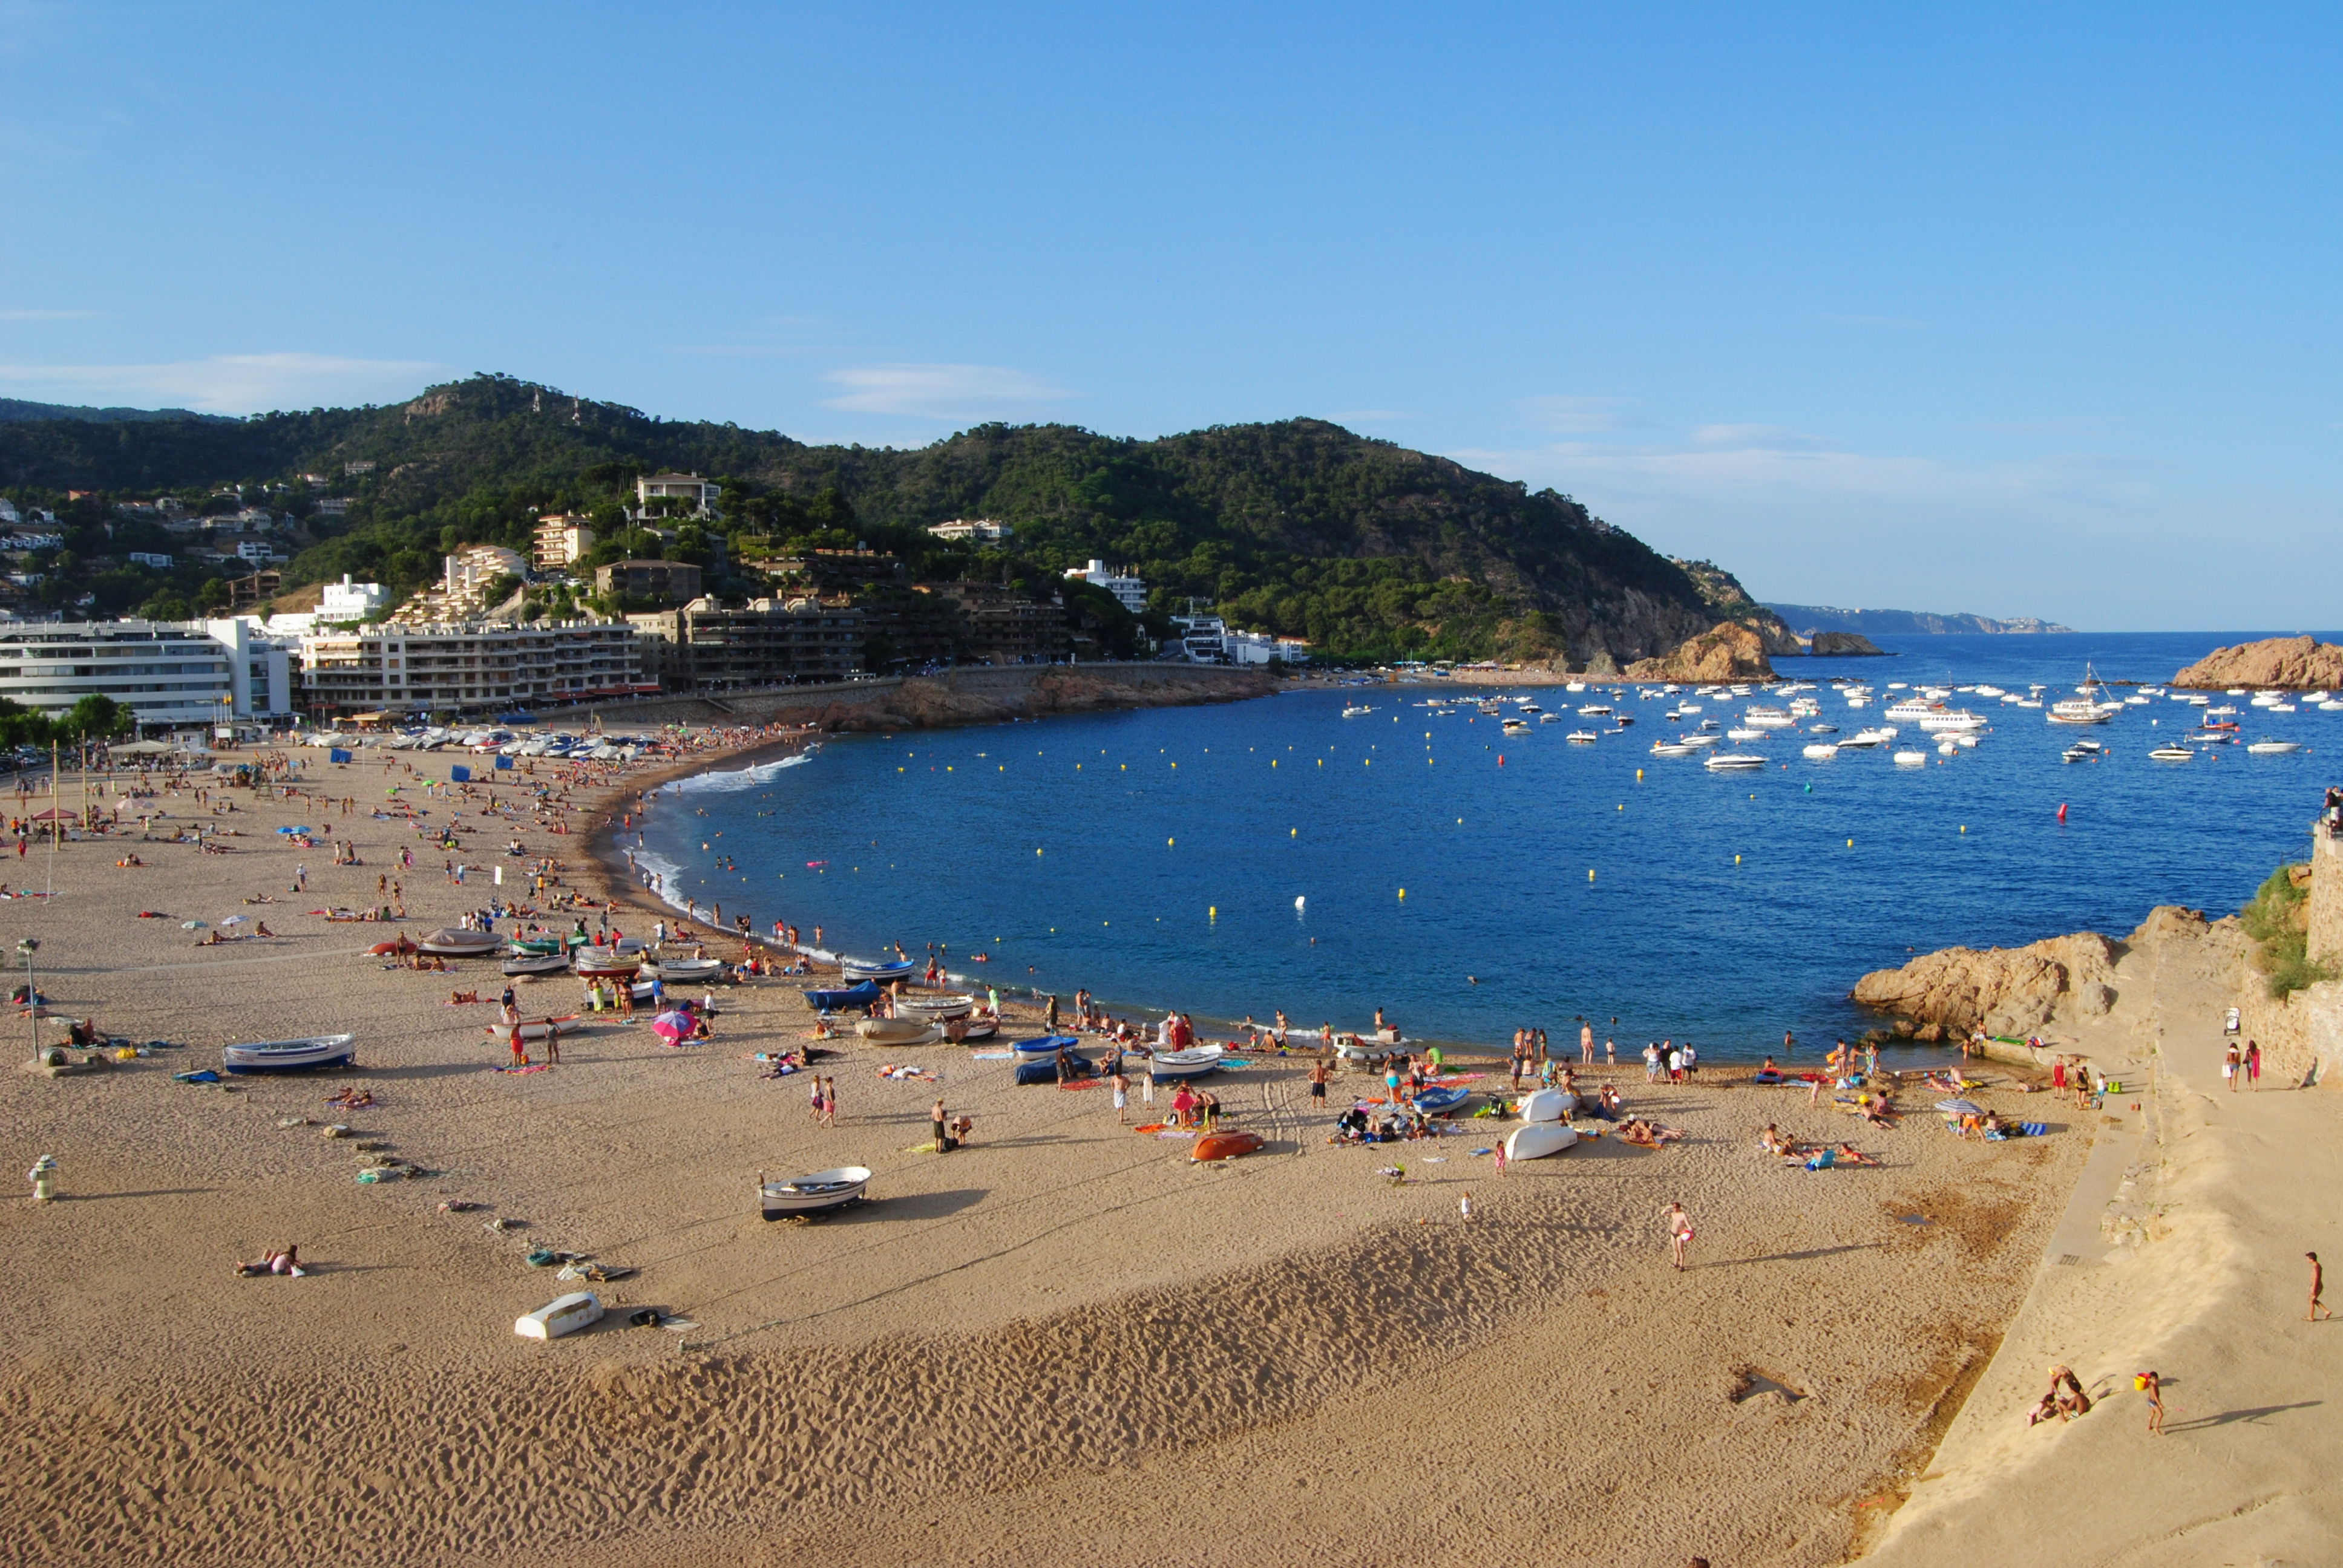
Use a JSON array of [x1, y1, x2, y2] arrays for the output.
[[636, 632, 2337, 1060]]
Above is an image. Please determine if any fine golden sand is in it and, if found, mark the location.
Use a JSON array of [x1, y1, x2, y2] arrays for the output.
[[0, 743, 2091, 1567]]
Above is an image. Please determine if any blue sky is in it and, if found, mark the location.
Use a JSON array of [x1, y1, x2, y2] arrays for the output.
[[1, 4, 2336, 629]]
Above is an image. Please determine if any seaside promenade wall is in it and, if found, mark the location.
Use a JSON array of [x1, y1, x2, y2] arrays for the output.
[[577, 662, 1278, 733], [2233, 818, 2343, 1086]]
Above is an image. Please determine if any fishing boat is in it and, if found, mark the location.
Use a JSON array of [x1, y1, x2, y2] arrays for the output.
[[480, 1014, 583, 1042], [1892, 750, 1928, 766], [839, 957, 917, 985], [1726, 727, 1765, 742], [760, 1166, 872, 1220], [1838, 730, 1888, 749], [1150, 1045, 1227, 1080], [501, 952, 571, 977], [803, 980, 882, 1012], [941, 1016, 997, 1043], [1411, 1085, 1472, 1116], [1703, 753, 1766, 771], [416, 928, 501, 958], [2247, 740, 2304, 755], [1801, 743, 1840, 759], [1539, 711, 1561, 723], [895, 993, 976, 1020], [1578, 704, 1613, 717], [506, 936, 568, 956], [1742, 706, 1795, 728], [1516, 1086, 1573, 1123], [854, 1018, 939, 1047], [1501, 718, 1530, 734], [221, 1034, 357, 1074], [1567, 730, 1599, 743], [1014, 1034, 1081, 1057], [2149, 745, 2195, 762], [1808, 722, 1839, 734], [1649, 741, 1698, 757], [1191, 1130, 1264, 1161], [1504, 1122, 1578, 1161], [643, 955, 726, 984], [572, 947, 643, 977]]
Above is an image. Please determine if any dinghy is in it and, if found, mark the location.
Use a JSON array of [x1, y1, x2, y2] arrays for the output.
[[840, 957, 918, 985], [760, 1166, 872, 1220], [221, 1034, 356, 1074], [854, 1018, 939, 1047], [1330, 1032, 1398, 1063], [1504, 1122, 1578, 1161], [416, 928, 501, 958], [803, 980, 882, 1012], [501, 952, 571, 977], [480, 1014, 583, 1042], [1703, 753, 1766, 771], [572, 947, 643, 977], [644, 955, 726, 984], [1191, 1131, 1264, 1161], [894, 993, 975, 1020], [1515, 1086, 1572, 1123], [942, 1016, 997, 1043], [514, 1290, 603, 1341], [1148, 1045, 1226, 1080], [1411, 1085, 1471, 1116], [1014, 1034, 1082, 1058], [506, 936, 567, 956], [2247, 740, 2303, 755]]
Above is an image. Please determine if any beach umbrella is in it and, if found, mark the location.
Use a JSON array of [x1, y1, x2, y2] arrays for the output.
[[650, 1009, 693, 1043], [1935, 1099, 1984, 1116], [180, 920, 206, 930], [220, 915, 247, 926], [277, 825, 312, 835]]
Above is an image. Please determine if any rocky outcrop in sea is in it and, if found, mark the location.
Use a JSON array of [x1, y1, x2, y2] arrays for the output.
[[2171, 635, 2343, 690]]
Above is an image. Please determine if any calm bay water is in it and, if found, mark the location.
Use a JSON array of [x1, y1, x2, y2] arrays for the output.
[[637, 632, 2335, 1060]]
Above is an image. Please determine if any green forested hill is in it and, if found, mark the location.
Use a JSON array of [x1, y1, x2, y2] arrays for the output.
[[0, 373, 1783, 665]]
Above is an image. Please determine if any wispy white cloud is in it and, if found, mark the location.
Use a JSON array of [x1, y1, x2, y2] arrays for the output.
[[1691, 422, 1809, 447], [0, 309, 99, 322], [0, 352, 439, 413], [1521, 394, 1627, 434], [822, 362, 1069, 419]]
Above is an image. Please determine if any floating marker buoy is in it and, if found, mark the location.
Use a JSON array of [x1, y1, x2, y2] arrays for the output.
[[1636, 768, 1643, 780], [1735, 854, 1741, 864], [1208, 907, 1215, 920], [2058, 803, 2068, 822], [1167, 838, 1175, 847], [1291, 828, 1297, 837], [1847, 838, 1853, 848], [1294, 896, 1305, 909], [1037, 848, 1044, 855], [1961, 825, 1967, 833], [1398, 888, 1406, 900], [1498, 756, 1505, 766], [1588, 869, 1596, 881]]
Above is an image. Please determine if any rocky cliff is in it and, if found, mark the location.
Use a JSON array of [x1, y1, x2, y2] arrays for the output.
[[1622, 621, 1775, 683], [1851, 929, 2125, 1036], [2171, 636, 2343, 690]]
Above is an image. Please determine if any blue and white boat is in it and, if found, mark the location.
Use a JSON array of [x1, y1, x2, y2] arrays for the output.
[[221, 1034, 356, 1074], [1411, 1085, 1471, 1116], [839, 956, 917, 985], [1013, 1034, 1081, 1058], [802, 980, 882, 1012]]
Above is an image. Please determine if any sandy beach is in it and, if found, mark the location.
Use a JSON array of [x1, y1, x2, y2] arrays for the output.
[[1, 738, 2106, 1566]]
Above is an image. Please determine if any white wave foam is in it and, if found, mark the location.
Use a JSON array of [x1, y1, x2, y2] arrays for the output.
[[673, 750, 816, 795]]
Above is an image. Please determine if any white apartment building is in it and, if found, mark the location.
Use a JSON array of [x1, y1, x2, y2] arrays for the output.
[[927, 518, 1013, 543], [201, 618, 297, 720], [1063, 558, 1148, 615], [298, 621, 649, 716], [1225, 630, 1310, 665], [316, 575, 388, 624], [532, 512, 597, 571], [0, 620, 234, 729]]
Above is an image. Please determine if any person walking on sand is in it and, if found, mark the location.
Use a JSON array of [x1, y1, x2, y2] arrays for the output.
[[2247, 1039, 2261, 1089], [1493, 1143, 1509, 1178], [1581, 1019, 1594, 1064], [810, 1074, 826, 1125], [822, 1076, 837, 1128], [2311, 1252, 2332, 1321], [1309, 1056, 1328, 1109], [1460, 1191, 1476, 1223], [1112, 1070, 1129, 1124], [2139, 1370, 2164, 1435], [543, 1021, 560, 1067], [1666, 1201, 1694, 1270], [2223, 1042, 2241, 1092]]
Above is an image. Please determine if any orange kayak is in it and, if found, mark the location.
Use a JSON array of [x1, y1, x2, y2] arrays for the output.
[[1191, 1131, 1263, 1162]]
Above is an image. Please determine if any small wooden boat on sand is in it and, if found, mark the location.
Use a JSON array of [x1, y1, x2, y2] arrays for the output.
[[760, 1166, 872, 1220], [1515, 1086, 1573, 1123], [416, 928, 501, 958], [501, 952, 571, 977], [894, 993, 975, 1021], [1148, 1045, 1225, 1081], [803, 980, 882, 1012], [840, 957, 917, 985], [1504, 1122, 1578, 1161], [1191, 1130, 1264, 1161], [1411, 1085, 1471, 1116], [645, 955, 726, 984], [481, 1014, 583, 1042], [222, 1034, 357, 1074], [514, 1290, 603, 1340], [854, 1017, 939, 1047]]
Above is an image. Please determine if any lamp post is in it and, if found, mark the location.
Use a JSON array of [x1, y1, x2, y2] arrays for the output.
[[19, 936, 39, 1065]]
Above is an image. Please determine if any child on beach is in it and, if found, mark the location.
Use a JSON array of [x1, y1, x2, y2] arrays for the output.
[[1666, 1201, 1693, 1270]]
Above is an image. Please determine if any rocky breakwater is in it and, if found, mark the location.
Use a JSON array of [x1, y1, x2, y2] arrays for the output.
[[1623, 621, 1775, 683], [2171, 634, 2343, 690]]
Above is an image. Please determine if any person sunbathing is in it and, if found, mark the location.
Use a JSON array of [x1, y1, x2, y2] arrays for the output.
[[1759, 1124, 1800, 1157], [1833, 1143, 1881, 1166], [1619, 1119, 1685, 1146], [448, 989, 481, 1005]]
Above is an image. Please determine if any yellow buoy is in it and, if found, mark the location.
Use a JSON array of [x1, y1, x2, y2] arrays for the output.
[[1291, 828, 1297, 836], [1037, 848, 1044, 855], [1167, 838, 1175, 847], [1636, 768, 1643, 780], [1208, 906, 1216, 920], [1588, 869, 1596, 881], [1398, 888, 1406, 900], [1735, 854, 1741, 864], [1847, 838, 1853, 848]]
